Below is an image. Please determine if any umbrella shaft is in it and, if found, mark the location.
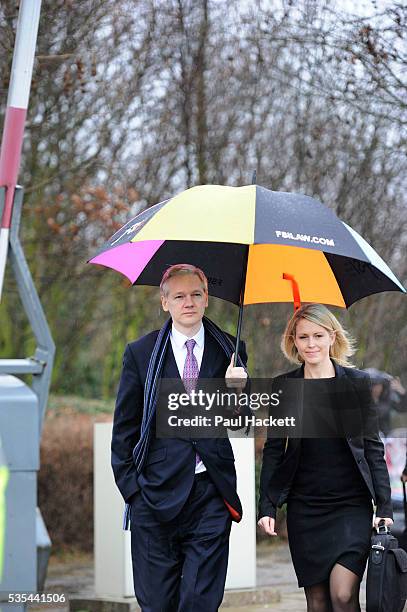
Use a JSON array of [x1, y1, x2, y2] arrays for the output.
[[234, 246, 249, 366]]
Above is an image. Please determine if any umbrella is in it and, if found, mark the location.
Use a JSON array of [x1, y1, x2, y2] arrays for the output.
[[89, 184, 405, 357], [364, 368, 402, 404], [364, 368, 393, 386]]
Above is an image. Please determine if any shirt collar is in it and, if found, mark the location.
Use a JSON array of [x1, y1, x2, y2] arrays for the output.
[[171, 323, 204, 350]]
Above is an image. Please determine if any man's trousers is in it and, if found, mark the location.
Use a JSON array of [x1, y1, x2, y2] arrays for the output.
[[130, 473, 232, 612]]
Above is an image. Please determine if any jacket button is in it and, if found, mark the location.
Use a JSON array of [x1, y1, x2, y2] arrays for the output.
[[357, 459, 362, 464]]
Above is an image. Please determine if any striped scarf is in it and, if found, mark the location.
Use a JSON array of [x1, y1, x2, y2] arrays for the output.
[[123, 316, 245, 529]]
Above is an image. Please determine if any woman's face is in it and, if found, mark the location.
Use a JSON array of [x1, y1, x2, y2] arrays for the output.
[[294, 318, 335, 367]]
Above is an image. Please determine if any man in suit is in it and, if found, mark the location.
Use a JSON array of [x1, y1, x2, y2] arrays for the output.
[[111, 263, 248, 612]]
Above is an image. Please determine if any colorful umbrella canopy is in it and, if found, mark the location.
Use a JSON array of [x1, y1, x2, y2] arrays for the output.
[[89, 184, 405, 308]]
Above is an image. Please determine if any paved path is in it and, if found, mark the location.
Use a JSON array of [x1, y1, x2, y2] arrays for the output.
[[29, 541, 403, 612]]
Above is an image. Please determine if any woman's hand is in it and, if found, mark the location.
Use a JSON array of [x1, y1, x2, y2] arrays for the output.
[[373, 516, 394, 529], [257, 516, 277, 536]]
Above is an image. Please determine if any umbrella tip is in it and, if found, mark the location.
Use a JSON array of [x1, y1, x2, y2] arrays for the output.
[[251, 170, 257, 185]]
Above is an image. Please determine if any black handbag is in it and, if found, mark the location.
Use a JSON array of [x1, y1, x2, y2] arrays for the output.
[[366, 523, 407, 612]]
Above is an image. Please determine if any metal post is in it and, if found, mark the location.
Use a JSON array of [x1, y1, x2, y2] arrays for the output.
[[0, 187, 55, 432], [0, 0, 42, 300], [0, 186, 55, 603]]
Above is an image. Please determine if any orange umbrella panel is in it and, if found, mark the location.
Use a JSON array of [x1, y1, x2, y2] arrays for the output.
[[244, 244, 347, 308]]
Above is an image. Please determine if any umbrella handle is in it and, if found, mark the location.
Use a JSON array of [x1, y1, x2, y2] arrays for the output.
[[283, 273, 301, 311]]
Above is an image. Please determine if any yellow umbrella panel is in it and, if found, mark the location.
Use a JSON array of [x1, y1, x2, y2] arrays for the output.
[[133, 185, 256, 244]]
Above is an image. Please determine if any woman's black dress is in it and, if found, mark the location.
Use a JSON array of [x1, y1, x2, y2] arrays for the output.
[[286, 380, 373, 588]]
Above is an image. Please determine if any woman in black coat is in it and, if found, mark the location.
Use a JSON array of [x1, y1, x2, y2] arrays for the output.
[[258, 304, 393, 612]]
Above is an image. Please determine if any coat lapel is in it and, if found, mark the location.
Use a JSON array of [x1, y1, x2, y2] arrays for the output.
[[162, 342, 181, 379], [333, 361, 346, 379], [162, 323, 226, 381], [199, 329, 225, 379], [285, 361, 346, 450], [287, 361, 346, 379], [163, 326, 225, 380]]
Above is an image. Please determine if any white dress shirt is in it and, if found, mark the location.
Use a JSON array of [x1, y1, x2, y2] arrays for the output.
[[170, 323, 204, 376], [170, 323, 206, 474]]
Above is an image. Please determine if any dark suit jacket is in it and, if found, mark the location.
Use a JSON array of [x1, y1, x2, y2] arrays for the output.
[[258, 361, 393, 520], [111, 319, 247, 523]]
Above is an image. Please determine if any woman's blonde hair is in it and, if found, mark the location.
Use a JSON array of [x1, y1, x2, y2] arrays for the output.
[[281, 303, 356, 367]]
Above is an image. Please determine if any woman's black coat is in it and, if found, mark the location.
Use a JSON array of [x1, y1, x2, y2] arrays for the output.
[[258, 361, 393, 520]]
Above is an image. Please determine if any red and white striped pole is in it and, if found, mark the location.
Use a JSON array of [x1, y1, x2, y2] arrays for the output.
[[0, 0, 42, 300]]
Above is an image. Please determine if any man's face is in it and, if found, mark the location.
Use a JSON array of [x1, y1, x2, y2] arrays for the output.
[[161, 273, 208, 334]]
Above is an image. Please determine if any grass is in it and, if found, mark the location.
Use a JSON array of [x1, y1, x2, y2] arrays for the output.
[[48, 549, 93, 566], [47, 394, 114, 416]]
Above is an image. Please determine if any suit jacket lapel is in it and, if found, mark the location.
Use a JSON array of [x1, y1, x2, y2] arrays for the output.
[[333, 361, 346, 378], [286, 361, 359, 451], [199, 330, 225, 379], [162, 343, 181, 379], [162, 326, 225, 380], [163, 330, 223, 380]]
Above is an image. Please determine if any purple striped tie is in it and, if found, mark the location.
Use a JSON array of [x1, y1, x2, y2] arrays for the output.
[[183, 339, 201, 467], [183, 339, 199, 394]]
